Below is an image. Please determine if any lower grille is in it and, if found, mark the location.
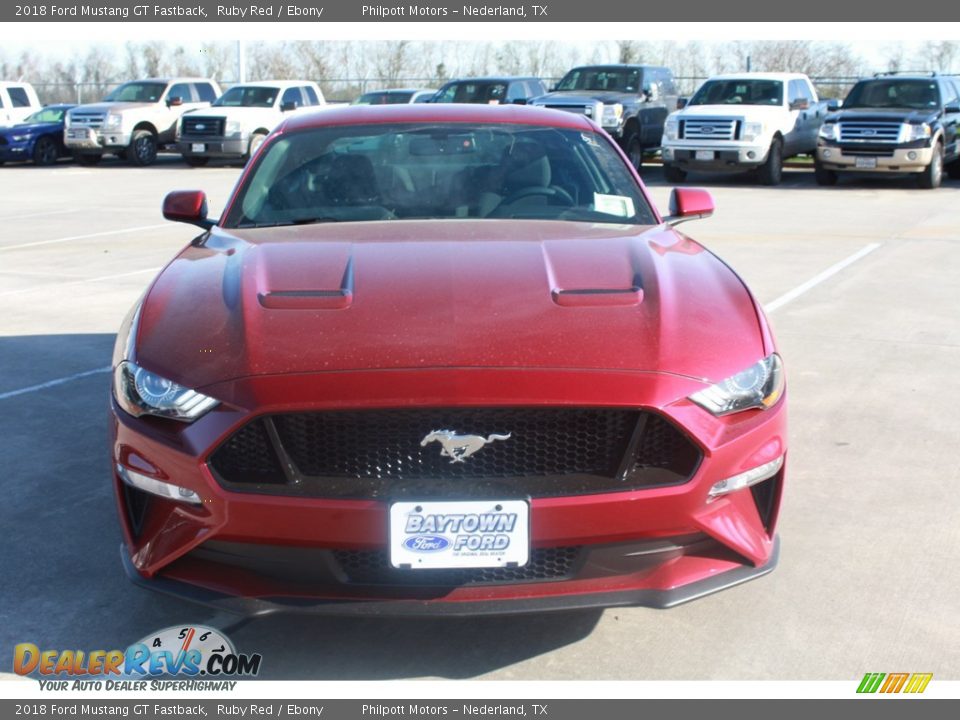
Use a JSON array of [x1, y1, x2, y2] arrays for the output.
[[208, 407, 701, 499], [335, 546, 581, 586], [838, 145, 896, 157], [181, 116, 226, 137]]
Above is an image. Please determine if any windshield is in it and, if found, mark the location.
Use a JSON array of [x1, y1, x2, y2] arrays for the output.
[[214, 86, 279, 108], [689, 79, 783, 106], [24, 107, 67, 123], [354, 91, 415, 105], [843, 80, 940, 110], [223, 122, 655, 228], [104, 82, 167, 103], [556, 68, 640, 93], [433, 82, 509, 104]]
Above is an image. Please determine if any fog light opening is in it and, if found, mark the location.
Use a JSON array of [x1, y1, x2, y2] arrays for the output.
[[117, 464, 201, 505], [708, 456, 784, 502], [907, 151, 918, 161], [823, 149, 832, 158], [746, 151, 756, 159]]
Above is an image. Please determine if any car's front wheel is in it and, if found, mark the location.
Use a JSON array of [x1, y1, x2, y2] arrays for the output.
[[246, 132, 267, 162], [128, 130, 158, 167], [32, 136, 59, 166], [757, 138, 783, 186], [918, 142, 944, 189], [625, 133, 643, 170]]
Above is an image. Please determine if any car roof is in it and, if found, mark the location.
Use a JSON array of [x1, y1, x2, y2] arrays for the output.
[[281, 103, 597, 133], [443, 77, 543, 84], [708, 72, 810, 82], [226, 79, 319, 89], [122, 78, 217, 84], [364, 88, 433, 94], [567, 64, 663, 70]]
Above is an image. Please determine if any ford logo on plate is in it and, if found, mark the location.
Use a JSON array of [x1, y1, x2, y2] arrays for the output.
[[403, 535, 450, 553]]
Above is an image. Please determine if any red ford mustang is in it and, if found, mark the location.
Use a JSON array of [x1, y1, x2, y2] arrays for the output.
[[110, 104, 786, 615]]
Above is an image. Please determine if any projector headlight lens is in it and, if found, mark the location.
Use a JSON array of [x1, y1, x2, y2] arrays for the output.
[[689, 354, 785, 416], [113, 361, 218, 422]]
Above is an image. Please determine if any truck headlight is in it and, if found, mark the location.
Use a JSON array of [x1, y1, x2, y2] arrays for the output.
[[664, 117, 679, 141], [818, 123, 839, 141], [899, 122, 932, 143], [104, 113, 122, 129], [741, 121, 765, 142], [113, 360, 218, 422], [689, 354, 784, 416], [225, 120, 242, 136], [600, 103, 623, 127]]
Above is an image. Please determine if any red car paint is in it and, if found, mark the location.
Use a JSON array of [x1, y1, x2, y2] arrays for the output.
[[112, 105, 786, 614]]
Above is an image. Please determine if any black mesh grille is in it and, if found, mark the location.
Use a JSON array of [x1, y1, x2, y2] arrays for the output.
[[181, 116, 225, 137], [334, 546, 581, 586], [208, 408, 701, 498]]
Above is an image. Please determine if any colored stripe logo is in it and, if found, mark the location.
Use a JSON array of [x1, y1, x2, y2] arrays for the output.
[[857, 672, 932, 694]]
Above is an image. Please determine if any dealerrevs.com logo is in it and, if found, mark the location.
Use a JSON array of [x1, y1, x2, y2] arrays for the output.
[[857, 672, 933, 694], [13, 625, 261, 690]]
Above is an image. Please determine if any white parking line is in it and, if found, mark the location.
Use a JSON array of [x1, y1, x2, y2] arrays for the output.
[[764, 242, 882, 313], [0, 224, 168, 252], [0, 367, 110, 401]]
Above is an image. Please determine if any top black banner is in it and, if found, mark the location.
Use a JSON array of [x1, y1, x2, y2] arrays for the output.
[[3, 0, 951, 22]]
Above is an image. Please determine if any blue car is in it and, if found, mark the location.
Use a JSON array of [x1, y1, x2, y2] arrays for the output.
[[0, 104, 75, 166]]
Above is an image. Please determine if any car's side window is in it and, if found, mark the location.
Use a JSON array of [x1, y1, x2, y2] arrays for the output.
[[303, 86, 321, 105], [167, 83, 192, 103], [281, 87, 302, 108], [195, 83, 218, 103], [506, 82, 524, 102], [8, 86, 31, 107]]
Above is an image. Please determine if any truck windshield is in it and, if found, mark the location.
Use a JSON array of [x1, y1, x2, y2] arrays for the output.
[[214, 86, 279, 108], [104, 82, 167, 103], [690, 80, 783, 106], [556, 68, 641, 93], [843, 80, 940, 110], [224, 122, 656, 228]]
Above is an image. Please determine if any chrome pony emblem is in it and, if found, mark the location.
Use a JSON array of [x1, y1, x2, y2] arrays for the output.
[[420, 430, 512, 463]]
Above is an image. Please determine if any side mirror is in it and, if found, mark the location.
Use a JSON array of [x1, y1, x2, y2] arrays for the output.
[[945, 103, 960, 114], [163, 190, 213, 229], [677, 97, 688, 110], [511, 98, 528, 105], [664, 187, 714, 226], [827, 99, 842, 111], [280, 101, 298, 112], [789, 98, 810, 111], [167, 96, 184, 107]]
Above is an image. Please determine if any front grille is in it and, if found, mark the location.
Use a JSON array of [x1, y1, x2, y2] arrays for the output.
[[335, 546, 581, 586], [837, 145, 896, 157], [208, 408, 701, 499], [68, 112, 105, 129], [181, 116, 226, 137], [681, 117, 737, 140], [540, 103, 595, 119], [838, 121, 901, 143]]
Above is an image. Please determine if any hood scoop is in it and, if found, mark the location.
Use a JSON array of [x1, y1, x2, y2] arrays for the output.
[[255, 242, 354, 310], [543, 240, 644, 307]]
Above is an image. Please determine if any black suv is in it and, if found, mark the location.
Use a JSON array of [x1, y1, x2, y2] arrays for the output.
[[430, 77, 548, 106], [530, 64, 679, 168], [816, 72, 960, 188]]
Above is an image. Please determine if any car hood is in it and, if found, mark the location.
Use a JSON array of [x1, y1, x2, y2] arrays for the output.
[[71, 102, 155, 115], [134, 220, 765, 389], [676, 104, 790, 119], [536, 91, 637, 105], [827, 107, 938, 124], [1, 120, 62, 135]]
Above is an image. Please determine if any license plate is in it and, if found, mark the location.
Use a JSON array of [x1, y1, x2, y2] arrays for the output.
[[855, 156, 878, 168], [191, 143, 205, 153], [695, 150, 715, 161], [67, 129, 88, 139], [389, 499, 529, 570]]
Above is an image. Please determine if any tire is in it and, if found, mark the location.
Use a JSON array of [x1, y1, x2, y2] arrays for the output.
[[32, 136, 59, 166], [947, 160, 960, 180], [814, 160, 838, 186], [918, 142, 944, 189], [73, 153, 102, 166], [245, 132, 267, 162], [128, 129, 158, 167], [184, 155, 210, 167], [663, 164, 687, 183], [625, 133, 643, 170], [757, 138, 783, 186]]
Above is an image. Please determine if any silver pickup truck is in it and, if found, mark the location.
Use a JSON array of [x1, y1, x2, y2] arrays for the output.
[[64, 78, 221, 166]]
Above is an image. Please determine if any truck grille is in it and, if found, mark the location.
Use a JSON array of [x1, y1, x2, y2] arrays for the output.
[[838, 121, 901, 143], [539, 103, 596, 119], [208, 408, 701, 499], [68, 112, 105, 129], [181, 116, 226, 137], [681, 118, 738, 141]]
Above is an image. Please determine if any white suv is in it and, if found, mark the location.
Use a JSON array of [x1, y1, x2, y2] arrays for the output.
[[178, 80, 326, 166], [0, 82, 42, 128]]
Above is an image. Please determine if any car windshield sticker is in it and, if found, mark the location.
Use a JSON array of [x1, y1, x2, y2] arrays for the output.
[[593, 193, 635, 218]]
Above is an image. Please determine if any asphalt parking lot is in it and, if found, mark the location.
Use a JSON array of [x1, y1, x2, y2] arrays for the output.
[[1, 156, 958, 681]]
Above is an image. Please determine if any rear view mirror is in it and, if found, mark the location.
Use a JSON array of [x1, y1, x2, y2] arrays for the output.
[[677, 97, 688, 110], [167, 96, 184, 107], [827, 99, 842, 111], [664, 188, 714, 226], [945, 103, 960, 114], [163, 190, 213, 229], [789, 98, 810, 111]]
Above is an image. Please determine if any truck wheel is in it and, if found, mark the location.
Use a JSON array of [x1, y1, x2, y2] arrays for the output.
[[245, 132, 267, 162], [625, 134, 643, 169], [813, 160, 838, 186], [129, 130, 158, 166], [184, 155, 210, 167], [73, 153, 102, 166], [757, 139, 783, 186], [918, 142, 943, 189], [32, 136, 59, 166], [663, 164, 687, 183]]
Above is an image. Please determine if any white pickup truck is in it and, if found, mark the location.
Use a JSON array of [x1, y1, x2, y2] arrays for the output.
[[660, 72, 828, 185], [177, 80, 325, 166]]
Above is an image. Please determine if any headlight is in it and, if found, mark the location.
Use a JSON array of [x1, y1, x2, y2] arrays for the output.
[[600, 103, 623, 127], [10, 133, 33, 142], [898, 122, 932, 143], [818, 123, 839, 141], [689, 354, 784, 416], [104, 113, 122, 129], [741, 121, 765, 142], [664, 117, 679, 141], [113, 360, 218, 422], [225, 120, 242, 136]]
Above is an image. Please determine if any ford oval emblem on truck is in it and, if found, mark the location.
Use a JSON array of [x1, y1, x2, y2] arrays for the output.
[[403, 535, 450, 553]]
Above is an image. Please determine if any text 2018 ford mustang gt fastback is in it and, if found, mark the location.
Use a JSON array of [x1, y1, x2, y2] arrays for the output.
[[110, 104, 786, 615]]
